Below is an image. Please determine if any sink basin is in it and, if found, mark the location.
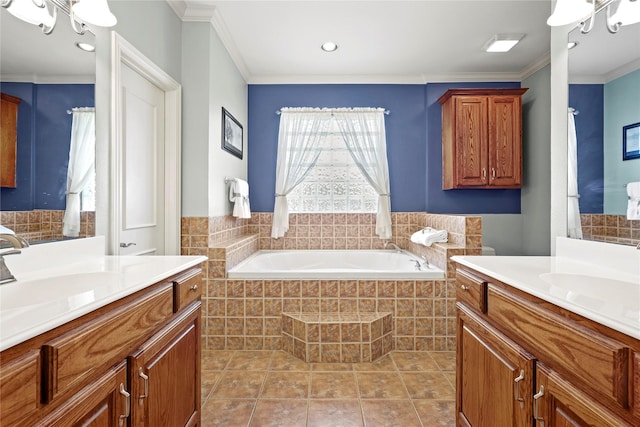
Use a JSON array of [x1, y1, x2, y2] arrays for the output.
[[0, 271, 120, 311], [539, 273, 640, 321]]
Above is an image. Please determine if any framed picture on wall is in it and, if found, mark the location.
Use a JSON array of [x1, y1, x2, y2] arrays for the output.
[[623, 122, 640, 161], [222, 107, 243, 159]]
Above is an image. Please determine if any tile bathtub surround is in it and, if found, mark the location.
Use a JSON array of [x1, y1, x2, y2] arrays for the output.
[[183, 213, 480, 353], [581, 214, 640, 246], [282, 312, 394, 363], [0, 209, 95, 242], [201, 349, 456, 427]]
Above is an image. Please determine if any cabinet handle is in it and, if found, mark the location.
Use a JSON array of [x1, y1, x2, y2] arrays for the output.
[[460, 284, 469, 291], [190, 284, 198, 291], [138, 367, 149, 402], [482, 168, 487, 182], [533, 385, 545, 426], [119, 383, 130, 427], [513, 369, 525, 409], [491, 167, 496, 181]]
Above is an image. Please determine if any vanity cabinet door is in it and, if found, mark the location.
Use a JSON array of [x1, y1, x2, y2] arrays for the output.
[[488, 95, 522, 187], [457, 303, 534, 427], [534, 364, 632, 427], [453, 95, 488, 188], [128, 302, 201, 427], [39, 361, 129, 427]]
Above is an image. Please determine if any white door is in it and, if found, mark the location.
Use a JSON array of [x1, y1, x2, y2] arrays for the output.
[[118, 63, 165, 255]]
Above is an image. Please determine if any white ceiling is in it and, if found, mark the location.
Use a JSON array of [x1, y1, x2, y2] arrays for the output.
[[1, 0, 637, 84]]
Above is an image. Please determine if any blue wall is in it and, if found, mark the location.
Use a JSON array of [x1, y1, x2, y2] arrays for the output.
[[569, 84, 604, 214], [0, 83, 94, 211], [248, 82, 522, 214]]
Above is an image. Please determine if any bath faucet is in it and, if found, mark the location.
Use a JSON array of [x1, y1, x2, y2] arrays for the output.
[[383, 241, 402, 252], [0, 234, 29, 285]]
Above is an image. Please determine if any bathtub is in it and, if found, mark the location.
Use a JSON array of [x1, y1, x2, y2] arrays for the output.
[[227, 250, 445, 280]]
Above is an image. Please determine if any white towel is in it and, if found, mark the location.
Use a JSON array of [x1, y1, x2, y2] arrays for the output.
[[229, 178, 251, 219], [0, 224, 16, 235], [410, 227, 448, 247], [627, 182, 640, 220]]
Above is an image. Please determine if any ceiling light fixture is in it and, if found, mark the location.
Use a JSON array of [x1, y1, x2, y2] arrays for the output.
[[321, 41, 338, 52], [75, 41, 95, 52], [481, 34, 524, 53], [1, 0, 117, 35], [547, 0, 640, 34]]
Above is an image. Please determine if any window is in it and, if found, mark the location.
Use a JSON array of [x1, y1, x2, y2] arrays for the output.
[[287, 126, 377, 213]]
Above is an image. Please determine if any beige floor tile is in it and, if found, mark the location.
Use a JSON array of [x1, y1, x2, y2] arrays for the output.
[[210, 371, 267, 399], [261, 372, 310, 398], [360, 400, 422, 427], [352, 354, 397, 372], [201, 350, 235, 370], [201, 399, 256, 427], [310, 372, 359, 398], [249, 399, 308, 427], [201, 371, 223, 403], [308, 400, 364, 427], [430, 351, 456, 371], [356, 372, 408, 399], [391, 351, 439, 371], [413, 399, 456, 427], [401, 372, 455, 400], [226, 350, 274, 370], [312, 362, 353, 371], [269, 350, 311, 371]]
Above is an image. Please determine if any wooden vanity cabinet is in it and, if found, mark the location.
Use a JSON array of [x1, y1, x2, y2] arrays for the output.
[[0, 266, 203, 427], [439, 88, 527, 190], [0, 92, 21, 188], [455, 266, 638, 427]]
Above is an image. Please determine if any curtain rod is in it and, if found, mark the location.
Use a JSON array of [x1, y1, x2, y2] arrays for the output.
[[276, 108, 390, 115]]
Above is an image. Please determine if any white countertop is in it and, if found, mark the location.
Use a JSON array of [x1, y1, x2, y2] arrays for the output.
[[451, 238, 640, 340], [0, 237, 207, 352]]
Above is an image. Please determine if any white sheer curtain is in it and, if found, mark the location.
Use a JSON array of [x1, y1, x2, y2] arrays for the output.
[[333, 108, 392, 239], [271, 108, 331, 238], [63, 108, 96, 237], [567, 108, 583, 239]]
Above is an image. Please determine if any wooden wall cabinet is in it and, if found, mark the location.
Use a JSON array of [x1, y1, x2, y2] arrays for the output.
[[439, 88, 527, 189], [0, 267, 202, 427], [455, 266, 638, 427], [1, 93, 21, 188]]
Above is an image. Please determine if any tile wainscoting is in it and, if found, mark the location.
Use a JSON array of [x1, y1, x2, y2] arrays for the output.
[[182, 212, 483, 352], [580, 214, 640, 246], [0, 210, 95, 242]]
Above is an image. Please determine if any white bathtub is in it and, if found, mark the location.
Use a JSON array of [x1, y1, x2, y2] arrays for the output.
[[227, 250, 445, 280]]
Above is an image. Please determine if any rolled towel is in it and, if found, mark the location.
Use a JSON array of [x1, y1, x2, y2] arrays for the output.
[[627, 182, 640, 220], [0, 224, 16, 235], [410, 227, 448, 247]]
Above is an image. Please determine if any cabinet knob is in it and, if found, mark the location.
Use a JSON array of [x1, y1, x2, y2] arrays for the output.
[[461, 284, 469, 291], [190, 284, 198, 292]]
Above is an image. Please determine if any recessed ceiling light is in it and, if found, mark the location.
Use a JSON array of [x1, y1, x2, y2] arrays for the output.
[[321, 41, 338, 52], [568, 41, 578, 50], [481, 34, 525, 53], [75, 42, 96, 52]]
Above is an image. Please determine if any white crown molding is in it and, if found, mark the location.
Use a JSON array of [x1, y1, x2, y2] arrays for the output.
[[209, 8, 251, 81], [247, 74, 427, 85], [520, 53, 551, 81], [165, 0, 187, 19], [0, 74, 96, 84], [569, 58, 640, 84], [605, 57, 640, 83]]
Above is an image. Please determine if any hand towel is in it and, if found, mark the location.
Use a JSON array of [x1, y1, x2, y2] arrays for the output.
[[410, 227, 448, 247], [0, 224, 16, 235], [229, 178, 252, 219], [627, 182, 640, 220]]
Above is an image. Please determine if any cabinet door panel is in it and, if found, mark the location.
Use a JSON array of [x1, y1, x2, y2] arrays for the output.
[[40, 361, 129, 427], [0, 349, 40, 425], [488, 96, 521, 187], [130, 303, 201, 427], [535, 364, 632, 427], [455, 96, 488, 187], [457, 303, 534, 427]]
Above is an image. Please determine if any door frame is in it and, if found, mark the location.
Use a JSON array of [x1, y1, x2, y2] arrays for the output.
[[110, 32, 181, 255]]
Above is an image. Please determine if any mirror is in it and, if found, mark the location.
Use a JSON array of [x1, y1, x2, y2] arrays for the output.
[[0, 7, 96, 242], [568, 10, 640, 246]]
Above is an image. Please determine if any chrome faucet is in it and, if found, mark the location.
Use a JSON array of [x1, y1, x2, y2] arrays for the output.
[[0, 234, 29, 285], [383, 241, 402, 252]]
